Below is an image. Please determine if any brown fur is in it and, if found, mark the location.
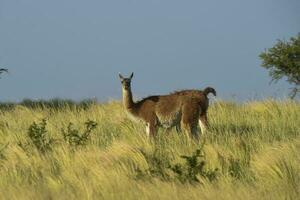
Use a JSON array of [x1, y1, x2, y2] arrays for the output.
[[173, 88, 216, 132], [119, 73, 216, 138]]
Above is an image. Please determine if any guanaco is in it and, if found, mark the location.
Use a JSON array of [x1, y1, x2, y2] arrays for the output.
[[119, 73, 216, 138]]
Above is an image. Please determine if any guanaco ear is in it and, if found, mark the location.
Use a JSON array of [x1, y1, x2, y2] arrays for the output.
[[119, 73, 124, 81], [129, 72, 134, 79]]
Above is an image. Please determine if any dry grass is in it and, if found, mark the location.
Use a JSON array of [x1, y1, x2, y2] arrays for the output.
[[0, 99, 299, 200]]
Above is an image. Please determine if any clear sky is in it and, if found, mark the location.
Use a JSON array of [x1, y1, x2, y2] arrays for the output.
[[0, 0, 299, 102]]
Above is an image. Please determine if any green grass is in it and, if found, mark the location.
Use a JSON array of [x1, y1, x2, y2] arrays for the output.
[[0, 99, 299, 199]]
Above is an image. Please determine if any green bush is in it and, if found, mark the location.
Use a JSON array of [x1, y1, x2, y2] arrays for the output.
[[62, 120, 98, 147], [137, 147, 218, 184], [27, 119, 54, 153], [170, 148, 218, 184]]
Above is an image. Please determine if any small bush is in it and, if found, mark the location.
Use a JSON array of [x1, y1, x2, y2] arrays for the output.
[[170, 148, 218, 184], [62, 120, 98, 147], [137, 147, 218, 184], [27, 119, 54, 153]]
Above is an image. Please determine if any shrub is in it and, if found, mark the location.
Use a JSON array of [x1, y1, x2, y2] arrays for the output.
[[170, 148, 218, 184], [137, 147, 218, 184], [27, 119, 54, 153], [62, 120, 98, 147]]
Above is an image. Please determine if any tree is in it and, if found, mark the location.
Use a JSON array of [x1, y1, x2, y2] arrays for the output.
[[259, 33, 300, 99], [0, 68, 8, 78]]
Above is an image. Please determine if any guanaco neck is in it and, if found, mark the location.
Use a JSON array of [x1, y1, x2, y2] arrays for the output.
[[122, 87, 135, 110]]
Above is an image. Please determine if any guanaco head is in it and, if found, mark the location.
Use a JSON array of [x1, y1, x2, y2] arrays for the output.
[[119, 72, 134, 90]]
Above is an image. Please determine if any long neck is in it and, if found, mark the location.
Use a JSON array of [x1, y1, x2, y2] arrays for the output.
[[122, 87, 135, 110]]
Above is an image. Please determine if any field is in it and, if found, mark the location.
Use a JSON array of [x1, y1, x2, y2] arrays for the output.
[[0, 99, 299, 200]]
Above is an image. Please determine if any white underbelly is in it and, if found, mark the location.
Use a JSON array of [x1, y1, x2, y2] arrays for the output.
[[157, 111, 182, 128]]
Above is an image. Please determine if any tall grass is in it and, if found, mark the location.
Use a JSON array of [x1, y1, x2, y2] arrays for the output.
[[0, 99, 299, 199]]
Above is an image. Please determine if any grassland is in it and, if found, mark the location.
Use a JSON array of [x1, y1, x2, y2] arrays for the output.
[[0, 99, 299, 200]]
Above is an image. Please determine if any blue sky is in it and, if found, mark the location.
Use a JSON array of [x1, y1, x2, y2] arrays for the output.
[[0, 0, 299, 101]]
